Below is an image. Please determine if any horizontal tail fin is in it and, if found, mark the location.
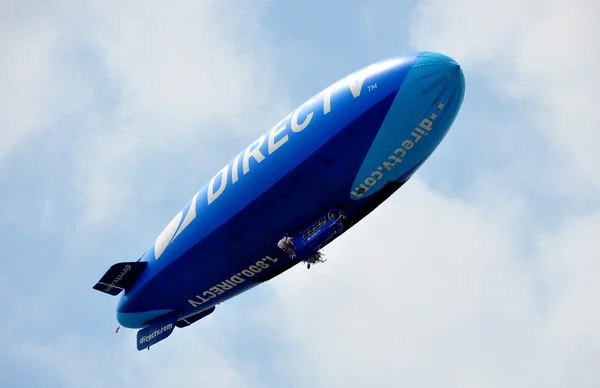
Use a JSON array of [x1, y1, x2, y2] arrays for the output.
[[92, 261, 147, 296], [137, 311, 178, 350], [176, 306, 216, 328]]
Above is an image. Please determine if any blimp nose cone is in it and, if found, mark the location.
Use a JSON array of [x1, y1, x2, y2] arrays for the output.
[[402, 52, 465, 120], [415, 51, 461, 69], [411, 51, 465, 95], [348, 51, 466, 200]]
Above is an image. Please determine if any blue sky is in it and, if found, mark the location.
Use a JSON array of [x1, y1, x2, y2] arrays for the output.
[[1, 0, 599, 387]]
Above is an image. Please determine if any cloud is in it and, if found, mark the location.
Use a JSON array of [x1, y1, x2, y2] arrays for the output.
[[65, 0, 292, 227], [258, 181, 523, 386], [0, 2, 66, 162], [259, 179, 600, 387], [409, 0, 600, 195], [9, 327, 263, 388], [0, 0, 292, 227]]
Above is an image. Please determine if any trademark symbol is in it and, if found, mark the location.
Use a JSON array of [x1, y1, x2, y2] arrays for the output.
[[368, 84, 378, 91]]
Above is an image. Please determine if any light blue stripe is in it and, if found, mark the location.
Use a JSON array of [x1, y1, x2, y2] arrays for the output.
[[350, 52, 465, 198]]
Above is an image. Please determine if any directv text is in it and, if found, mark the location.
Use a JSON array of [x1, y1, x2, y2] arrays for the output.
[[351, 103, 446, 198], [139, 323, 174, 345], [205, 64, 383, 207], [152, 72, 366, 261], [151, 60, 401, 261], [102, 264, 132, 292], [187, 255, 278, 308]]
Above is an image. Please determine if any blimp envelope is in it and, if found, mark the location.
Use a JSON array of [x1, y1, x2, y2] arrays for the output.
[[92, 51, 466, 351]]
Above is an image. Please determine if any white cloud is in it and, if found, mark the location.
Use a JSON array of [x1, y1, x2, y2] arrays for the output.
[[0, 0, 292, 226], [0, 2, 64, 161], [536, 212, 600, 345], [67, 0, 292, 226], [79, 1, 282, 131], [259, 179, 600, 387], [409, 0, 600, 194], [10, 319, 268, 388]]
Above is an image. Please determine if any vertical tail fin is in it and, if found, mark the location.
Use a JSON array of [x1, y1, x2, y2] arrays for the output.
[[92, 262, 148, 296]]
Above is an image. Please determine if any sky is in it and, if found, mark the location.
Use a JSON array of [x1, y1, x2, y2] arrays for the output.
[[1, 0, 599, 386]]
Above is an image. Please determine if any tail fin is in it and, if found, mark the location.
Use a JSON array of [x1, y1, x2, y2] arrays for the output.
[[137, 311, 178, 350], [176, 306, 216, 328], [92, 261, 147, 296]]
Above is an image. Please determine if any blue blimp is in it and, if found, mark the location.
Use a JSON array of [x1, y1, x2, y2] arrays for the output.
[[93, 51, 465, 350]]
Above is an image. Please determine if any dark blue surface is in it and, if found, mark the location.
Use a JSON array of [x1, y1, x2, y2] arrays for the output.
[[103, 52, 466, 334]]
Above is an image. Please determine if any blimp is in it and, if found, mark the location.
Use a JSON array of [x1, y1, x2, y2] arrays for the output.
[[93, 51, 465, 350]]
